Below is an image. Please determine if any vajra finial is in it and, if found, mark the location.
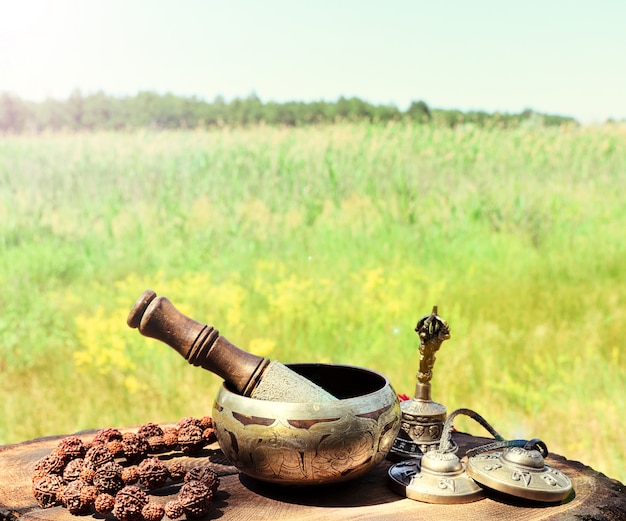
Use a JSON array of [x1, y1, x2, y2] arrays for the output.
[[415, 305, 450, 385]]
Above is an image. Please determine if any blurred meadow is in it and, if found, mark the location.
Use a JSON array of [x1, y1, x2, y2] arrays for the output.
[[1, 122, 625, 483]]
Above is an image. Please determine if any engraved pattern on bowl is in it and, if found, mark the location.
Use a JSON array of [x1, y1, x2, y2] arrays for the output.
[[212, 364, 401, 485]]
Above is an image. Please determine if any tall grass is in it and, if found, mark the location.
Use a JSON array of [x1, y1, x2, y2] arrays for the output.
[[1, 123, 625, 483]]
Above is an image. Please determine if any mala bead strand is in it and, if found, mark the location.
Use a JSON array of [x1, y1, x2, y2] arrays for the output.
[[32, 417, 220, 519]]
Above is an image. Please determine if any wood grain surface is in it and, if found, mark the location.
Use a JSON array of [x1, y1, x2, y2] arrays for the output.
[[2, 428, 625, 521]]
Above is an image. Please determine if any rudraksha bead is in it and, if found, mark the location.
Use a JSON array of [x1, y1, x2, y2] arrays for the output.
[[63, 458, 84, 483], [83, 444, 114, 471], [32, 474, 64, 508], [79, 467, 96, 484], [32, 452, 66, 480], [202, 426, 217, 445], [199, 416, 214, 430], [94, 493, 116, 514], [137, 423, 163, 438], [176, 417, 201, 430], [121, 466, 140, 485], [93, 460, 125, 494], [168, 462, 186, 482], [60, 479, 96, 515], [55, 436, 86, 462], [142, 502, 165, 521], [178, 480, 212, 518], [185, 465, 219, 494], [146, 435, 166, 453], [91, 428, 123, 446], [138, 423, 166, 453], [177, 424, 205, 455], [121, 432, 149, 464], [113, 485, 148, 521], [138, 457, 170, 489], [162, 428, 179, 450], [107, 439, 125, 458], [164, 499, 184, 520], [81, 483, 98, 507]]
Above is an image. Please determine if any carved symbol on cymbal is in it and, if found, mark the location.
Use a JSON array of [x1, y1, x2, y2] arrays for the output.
[[438, 477, 456, 492], [511, 470, 532, 487]]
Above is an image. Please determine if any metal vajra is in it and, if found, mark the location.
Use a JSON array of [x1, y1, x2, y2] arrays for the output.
[[416, 305, 450, 385]]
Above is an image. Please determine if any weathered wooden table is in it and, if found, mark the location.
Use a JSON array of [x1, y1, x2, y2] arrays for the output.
[[2, 428, 625, 521]]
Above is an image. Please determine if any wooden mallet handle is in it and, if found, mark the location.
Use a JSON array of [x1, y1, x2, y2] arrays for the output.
[[127, 290, 270, 396]]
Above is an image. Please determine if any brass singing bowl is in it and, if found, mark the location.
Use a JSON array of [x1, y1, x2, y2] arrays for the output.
[[212, 363, 401, 485]]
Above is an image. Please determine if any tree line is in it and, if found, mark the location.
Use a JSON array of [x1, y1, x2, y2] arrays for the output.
[[0, 90, 576, 133]]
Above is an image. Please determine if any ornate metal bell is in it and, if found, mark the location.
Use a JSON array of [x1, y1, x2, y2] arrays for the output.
[[391, 306, 454, 458]]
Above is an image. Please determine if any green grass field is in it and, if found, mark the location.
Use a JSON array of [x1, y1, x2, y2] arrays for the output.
[[1, 122, 625, 483]]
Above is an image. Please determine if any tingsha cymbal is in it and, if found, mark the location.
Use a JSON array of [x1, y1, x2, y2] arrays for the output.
[[388, 450, 485, 504], [466, 446, 573, 503]]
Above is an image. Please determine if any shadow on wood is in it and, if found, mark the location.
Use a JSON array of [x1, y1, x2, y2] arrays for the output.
[[239, 471, 405, 508]]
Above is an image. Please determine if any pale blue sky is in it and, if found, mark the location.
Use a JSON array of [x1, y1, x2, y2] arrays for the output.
[[2, 0, 625, 123]]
